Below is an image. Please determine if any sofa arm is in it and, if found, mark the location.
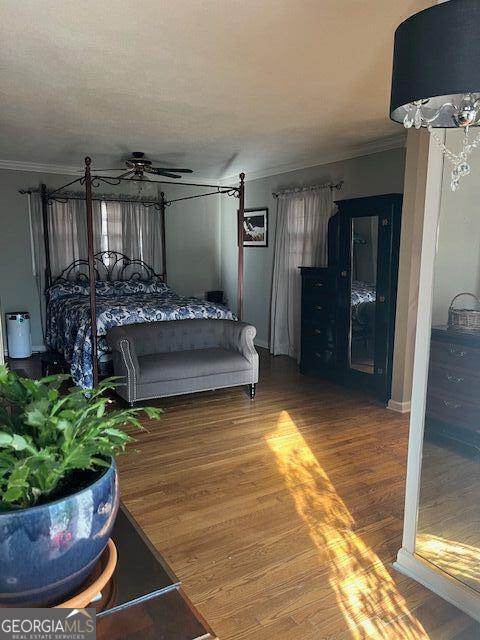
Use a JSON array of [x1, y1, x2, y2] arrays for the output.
[[106, 327, 140, 403], [222, 322, 258, 371]]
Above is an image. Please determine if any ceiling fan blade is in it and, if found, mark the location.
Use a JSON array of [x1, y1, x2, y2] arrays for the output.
[[144, 167, 178, 178], [155, 171, 182, 179], [146, 166, 193, 175]]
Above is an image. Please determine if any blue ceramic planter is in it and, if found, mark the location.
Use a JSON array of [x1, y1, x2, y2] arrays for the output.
[[0, 459, 119, 607]]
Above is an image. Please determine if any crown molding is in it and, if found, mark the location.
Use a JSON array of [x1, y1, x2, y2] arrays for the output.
[[0, 158, 236, 186], [220, 133, 407, 184], [0, 159, 82, 176], [0, 133, 406, 185]]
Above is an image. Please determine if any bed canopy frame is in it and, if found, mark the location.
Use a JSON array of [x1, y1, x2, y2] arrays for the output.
[[22, 157, 246, 387]]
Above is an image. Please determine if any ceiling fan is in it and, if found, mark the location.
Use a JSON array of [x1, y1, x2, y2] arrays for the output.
[[91, 152, 194, 179]]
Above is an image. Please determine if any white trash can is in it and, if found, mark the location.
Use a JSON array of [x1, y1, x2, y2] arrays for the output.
[[6, 312, 32, 358]]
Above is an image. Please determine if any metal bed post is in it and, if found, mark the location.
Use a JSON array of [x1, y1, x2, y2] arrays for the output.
[[84, 157, 99, 387], [237, 173, 245, 321], [160, 191, 167, 282]]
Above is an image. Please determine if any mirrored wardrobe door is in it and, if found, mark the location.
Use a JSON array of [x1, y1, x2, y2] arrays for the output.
[[350, 216, 378, 375]]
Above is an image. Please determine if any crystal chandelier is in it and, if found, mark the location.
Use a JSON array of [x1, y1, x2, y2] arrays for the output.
[[390, 0, 480, 192]]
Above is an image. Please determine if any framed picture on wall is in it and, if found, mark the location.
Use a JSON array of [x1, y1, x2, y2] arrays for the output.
[[239, 207, 268, 247]]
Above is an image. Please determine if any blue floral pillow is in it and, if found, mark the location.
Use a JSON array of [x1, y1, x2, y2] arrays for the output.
[[145, 278, 170, 295], [48, 282, 89, 301], [96, 278, 171, 297]]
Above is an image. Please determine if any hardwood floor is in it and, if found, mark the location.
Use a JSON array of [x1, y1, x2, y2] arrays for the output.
[[114, 349, 480, 639], [9, 350, 479, 637]]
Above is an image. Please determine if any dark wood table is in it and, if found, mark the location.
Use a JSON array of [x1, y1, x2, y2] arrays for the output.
[[94, 504, 216, 640]]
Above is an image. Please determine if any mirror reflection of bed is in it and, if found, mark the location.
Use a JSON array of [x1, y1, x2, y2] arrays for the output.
[[350, 216, 378, 375]]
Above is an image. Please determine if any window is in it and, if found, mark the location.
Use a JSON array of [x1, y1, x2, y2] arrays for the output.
[[99, 201, 122, 263], [100, 202, 109, 254]]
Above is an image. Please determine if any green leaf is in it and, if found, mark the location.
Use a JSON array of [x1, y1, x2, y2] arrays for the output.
[[11, 434, 29, 451], [0, 432, 12, 447]]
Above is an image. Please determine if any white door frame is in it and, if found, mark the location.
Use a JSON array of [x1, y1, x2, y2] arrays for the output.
[[393, 130, 480, 621]]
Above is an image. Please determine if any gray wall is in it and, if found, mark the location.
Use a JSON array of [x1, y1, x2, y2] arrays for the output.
[[163, 185, 220, 299], [0, 169, 73, 348], [0, 170, 221, 351], [220, 148, 406, 346]]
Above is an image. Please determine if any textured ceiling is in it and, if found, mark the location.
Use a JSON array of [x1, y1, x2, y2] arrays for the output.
[[0, 0, 431, 178]]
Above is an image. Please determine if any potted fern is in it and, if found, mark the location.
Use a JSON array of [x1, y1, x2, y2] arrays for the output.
[[0, 365, 160, 607]]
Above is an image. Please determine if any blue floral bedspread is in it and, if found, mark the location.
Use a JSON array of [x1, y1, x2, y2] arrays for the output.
[[46, 283, 235, 388], [351, 281, 376, 325]]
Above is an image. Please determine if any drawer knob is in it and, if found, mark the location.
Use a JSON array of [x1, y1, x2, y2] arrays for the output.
[[315, 305, 323, 311], [448, 347, 466, 358], [314, 328, 322, 334], [443, 400, 462, 410], [446, 373, 464, 384], [314, 282, 324, 288], [315, 352, 322, 358]]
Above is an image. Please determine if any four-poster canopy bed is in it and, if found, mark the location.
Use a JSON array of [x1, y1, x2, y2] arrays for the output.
[[23, 157, 246, 388]]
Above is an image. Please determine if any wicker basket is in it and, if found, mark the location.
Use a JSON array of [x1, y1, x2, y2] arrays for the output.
[[448, 292, 480, 334]]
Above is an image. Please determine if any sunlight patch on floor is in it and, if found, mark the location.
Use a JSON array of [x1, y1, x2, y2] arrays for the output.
[[417, 533, 480, 591], [265, 410, 429, 639]]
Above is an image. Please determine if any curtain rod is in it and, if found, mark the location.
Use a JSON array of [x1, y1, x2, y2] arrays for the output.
[[272, 180, 343, 199], [19, 189, 162, 207]]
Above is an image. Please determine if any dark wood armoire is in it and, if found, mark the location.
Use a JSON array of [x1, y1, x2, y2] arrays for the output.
[[300, 193, 403, 402]]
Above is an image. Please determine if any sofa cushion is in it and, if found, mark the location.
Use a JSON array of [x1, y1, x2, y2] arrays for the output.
[[138, 348, 251, 383]]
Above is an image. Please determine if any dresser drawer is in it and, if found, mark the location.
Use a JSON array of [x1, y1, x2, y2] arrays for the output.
[[303, 271, 336, 294], [430, 339, 480, 374], [302, 347, 335, 372], [302, 296, 333, 322], [426, 391, 480, 433], [428, 363, 480, 400], [302, 322, 334, 348]]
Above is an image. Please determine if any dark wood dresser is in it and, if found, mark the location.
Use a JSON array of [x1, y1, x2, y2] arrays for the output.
[[426, 327, 480, 455], [299, 267, 339, 375]]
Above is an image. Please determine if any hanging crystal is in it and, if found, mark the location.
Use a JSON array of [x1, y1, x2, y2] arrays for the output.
[[403, 106, 414, 129], [414, 107, 422, 129], [402, 93, 480, 192]]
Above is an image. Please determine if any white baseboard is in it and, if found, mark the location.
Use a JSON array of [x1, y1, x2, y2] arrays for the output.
[[254, 339, 269, 349], [394, 548, 480, 623], [387, 399, 411, 413]]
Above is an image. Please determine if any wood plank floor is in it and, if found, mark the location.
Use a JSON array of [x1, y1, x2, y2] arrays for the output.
[[112, 351, 477, 638]]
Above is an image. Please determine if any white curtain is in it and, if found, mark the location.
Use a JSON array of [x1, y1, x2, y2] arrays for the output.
[[270, 187, 334, 360], [30, 196, 102, 280], [48, 199, 88, 277], [119, 201, 164, 273], [31, 196, 164, 279]]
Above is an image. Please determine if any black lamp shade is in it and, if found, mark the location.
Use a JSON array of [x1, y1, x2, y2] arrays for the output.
[[390, 0, 480, 127]]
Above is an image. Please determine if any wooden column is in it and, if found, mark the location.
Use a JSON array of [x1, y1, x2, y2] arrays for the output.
[[237, 173, 245, 321], [40, 184, 52, 289], [160, 191, 167, 282], [84, 157, 99, 387]]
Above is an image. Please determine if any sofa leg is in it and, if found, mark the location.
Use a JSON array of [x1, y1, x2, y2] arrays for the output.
[[249, 383, 256, 400], [117, 395, 135, 409]]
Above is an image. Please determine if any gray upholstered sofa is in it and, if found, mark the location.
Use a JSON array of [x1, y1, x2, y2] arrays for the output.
[[106, 319, 258, 405]]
